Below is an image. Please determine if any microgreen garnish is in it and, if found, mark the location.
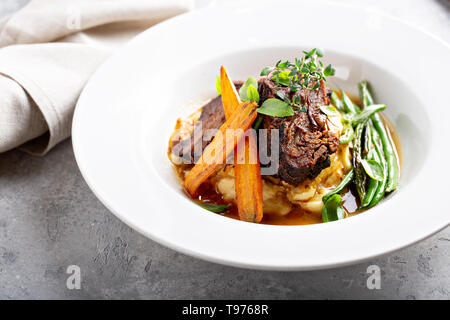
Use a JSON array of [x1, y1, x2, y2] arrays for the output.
[[246, 85, 259, 104], [239, 77, 259, 103]]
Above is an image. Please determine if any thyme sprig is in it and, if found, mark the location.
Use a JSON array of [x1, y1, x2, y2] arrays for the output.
[[260, 48, 335, 92], [275, 90, 306, 112]]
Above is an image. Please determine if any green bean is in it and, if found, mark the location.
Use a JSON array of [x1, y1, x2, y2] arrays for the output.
[[368, 129, 388, 207], [339, 122, 354, 145], [322, 168, 355, 203], [362, 175, 378, 207], [363, 121, 373, 158], [372, 113, 398, 192], [361, 122, 378, 207], [358, 81, 399, 192], [353, 121, 367, 203], [350, 104, 386, 126], [330, 91, 345, 113], [341, 90, 361, 115], [359, 81, 374, 106]]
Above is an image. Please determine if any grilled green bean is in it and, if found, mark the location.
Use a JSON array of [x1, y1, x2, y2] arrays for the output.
[[330, 91, 345, 113], [363, 121, 373, 158], [358, 81, 399, 192], [361, 122, 378, 207], [341, 90, 361, 115], [368, 129, 388, 207], [353, 121, 367, 203]]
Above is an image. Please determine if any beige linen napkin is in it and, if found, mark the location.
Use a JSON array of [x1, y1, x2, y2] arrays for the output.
[[0, 0, 192, 155]]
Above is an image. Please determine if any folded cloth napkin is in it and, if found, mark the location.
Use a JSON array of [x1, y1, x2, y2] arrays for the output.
[[0, 0, 192, 155]]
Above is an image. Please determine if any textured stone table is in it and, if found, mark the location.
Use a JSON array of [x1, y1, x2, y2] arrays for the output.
[[0, 0, 449, 299]]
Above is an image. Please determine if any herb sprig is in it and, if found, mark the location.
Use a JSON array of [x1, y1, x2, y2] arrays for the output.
[[257, 48, 335, 117], [261, 48, 335, 92]]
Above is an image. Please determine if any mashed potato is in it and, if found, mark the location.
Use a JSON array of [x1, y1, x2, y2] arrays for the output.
[[212, 166, 293, 216], [211, 143, 352, 217], [170, 101, 352, 217], [285, 144, 352, 215]]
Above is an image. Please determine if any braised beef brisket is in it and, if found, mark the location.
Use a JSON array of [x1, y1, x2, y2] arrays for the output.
[[259, 78, 339, 185], [172, 82, 242, 163]]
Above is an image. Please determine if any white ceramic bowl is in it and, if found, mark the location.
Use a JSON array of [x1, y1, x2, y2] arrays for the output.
[[72, 0, 450, 270]]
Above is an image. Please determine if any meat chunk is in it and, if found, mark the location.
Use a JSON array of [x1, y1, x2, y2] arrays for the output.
[[172, 96, 225, 163], [172, 82, 242, 163], [260, 78, 339, 185]]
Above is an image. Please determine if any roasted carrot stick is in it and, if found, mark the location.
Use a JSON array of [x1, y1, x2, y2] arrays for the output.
[[220, 66, 263, 223], [234, 129, 263, 222], [220, 66, 241, 117], [184, 101, 257, 196]]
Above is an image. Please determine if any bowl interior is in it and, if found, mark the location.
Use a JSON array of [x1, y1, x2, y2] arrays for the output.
[[142, 47, 428, 218]]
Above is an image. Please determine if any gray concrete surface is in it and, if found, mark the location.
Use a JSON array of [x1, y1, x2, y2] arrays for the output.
[[0, 0, 449, 299]]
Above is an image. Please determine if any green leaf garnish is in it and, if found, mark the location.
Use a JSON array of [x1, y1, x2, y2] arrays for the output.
[[361, 159, 384, 181], [275, 90, 289, 102], [246, 85, 259, 104], [216, 75, 221, 95], [272, 70, 291, 86], [316, 48, 324, 57], [260, 66, 271, 76], [239, 77, 259, 102], [198, 202, 231, 213], [303, 48, 317, 58], [257, 98, 294, 117], [323, 64, 336, 77], [322, 194, 346, 223]]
